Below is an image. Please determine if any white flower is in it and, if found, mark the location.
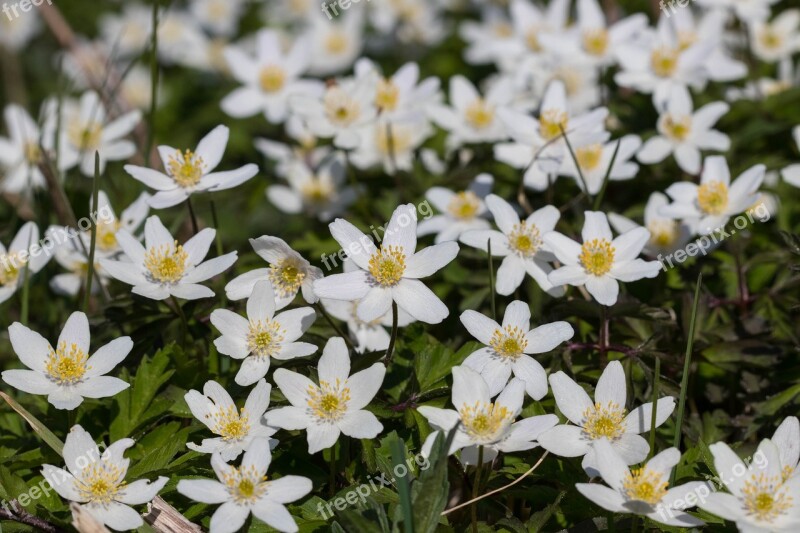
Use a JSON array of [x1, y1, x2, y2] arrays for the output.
[[59, 91, 141, 177], [608, 192, 692, 258], [90, 190, 151, 257], [500, 0, 570, 67], [0, 104, 49, 194], [537, 361, 675, 472], [0, 222, 50, 305], [156, 11, 210, 69], [576, 439, 707, 527], [124, 125, 258, 209], [221, 29, 323, 123], [42, 425, 168, 531], [265, 337, 385, 454], [99, 5, 152, 57], [1, 312, 130, 410], [177, 441, 312, 533], [0, 8, 40, 50], [560, 134, 642, 195], [305, 11, 365, 76], [266, 154, 358, 221], [695, 0, 777, 22], [660, 156, 766, 235], [429, 75, 515, 148], [255, 116, 325, 180], [418, 367, 558, 465], [47, 237, 106, 298], [460, 300, 573, 399], [728, 57, 798, 101], [749, 9, 800, 63], [321, 298, 414, 354], [349, 114, 434, 174], [185, 379, 278, 461], [782, 126, 800, 188], [225, 236, 322, 309], [211, 281, 317, 386], [417, 174, 493, 243], [99, 215, 237, 301], [354, 59, 442, 119], [699, 438, 800, 531], [190, 0, 246, 37], [637, 85, 730, 175], [773, 416, 800, 479], [460, 194, 563, 296], [313, 204, 459, 325], [545, 211, 661, 306], [459, 7, 516, 66]]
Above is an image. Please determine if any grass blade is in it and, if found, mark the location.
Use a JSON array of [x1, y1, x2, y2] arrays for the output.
[[84, 151, 101, 313], [0, 391, 64, 456]]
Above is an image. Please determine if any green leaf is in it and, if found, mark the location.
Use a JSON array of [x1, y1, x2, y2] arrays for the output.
[[0, 391, 64, 456]]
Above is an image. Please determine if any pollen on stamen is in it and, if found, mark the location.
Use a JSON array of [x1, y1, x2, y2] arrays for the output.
[[144, 241, 189, 284], [623, 467, 668, 504], [168, 149, 205, 188], [45, 341, 91, 385], [489, 326, 528, 360], [307, 379, 350, 422], [460, 401, 512, 442], [267, 258, 307, 297], [368, 245, 407, 287], [246, 319, 286, 358], [579, 238, 615, 277], [697, 181, 729, 215], [508, 222, 543, 258], [582, 401, 626, 440], [211, 405, 251, 441], [447, 191, 480, 220]]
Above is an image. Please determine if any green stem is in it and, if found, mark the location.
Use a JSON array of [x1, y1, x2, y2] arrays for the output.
[[593, 139, 620, 211], [171, 296, 188, 348], [329, 444, 336, 498], [186, 196, 199, 234], [648, 356, 661, 460], [471, 446, 484, 533], [487, 239, 496, 321], [559, 124, 593, 205], [672, 274, 703, 467], [314, 302, 355, 352], [384, 301, 399, 366], [83, 152, 101, 314]]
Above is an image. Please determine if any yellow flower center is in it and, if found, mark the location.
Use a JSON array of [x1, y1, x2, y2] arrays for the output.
[[168, 149, 205, 188], [759, 27, 783, 50], [76, 463, 126, 505], [526, 28, 541, 51], [0, 252, 26, 287], [648, 220, 679, 248], [46, 341, 90, 385], [582, 29, 609, 56], [95, 220, 122, 252], [246, 319, 286, 358], [661, 114, 692, 142], [539, 109, 569, 141], [508, 221, 542, 258], [742, 474, 793, 522], [623, 467, 668, 504], [460, 401, 513, 442], [697, 181, 729, 215], [447, 191, 480, 220], [368, 245, 406, 287], [68, 122, 103, 151], [580, 238, 615, 276], [325, 31, 348, 54], [651, 47, 679, 78], [24, 142, 42, 164], [677, 31, 697, 51], [782, 465, 795, 482], [300, 178, 334, 204], [376, 78, 400, 112], [576, 144, 604, 171], [144, 241, 189, 284], [267, 258, 307, 298], [489, 326, 528, 360], [464, 99, 495, 130], [259, 65, 287, 93], [307, 379, 351, 421], [376, 126, 413, 156], [493, 23, 514, 38], [582, 401, 626, 440], [223, 465, 268, 504], [324, 87, 361, 127], [210, 405, 251, 441]]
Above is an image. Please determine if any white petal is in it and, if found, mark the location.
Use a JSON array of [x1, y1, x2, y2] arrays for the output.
[[338, 410, 383, 439], [393, 278, 449, 324], [85, 338, 132, 378], [538, 425, 591, 457], [8, 322, 51, 372], [59, 312, 90, 355], [459, 310, 500, 345], [549, 371, 593, 425], [404, 242, 459, 279], [623, 397, 676, 433], [595, 361, 626, 407]]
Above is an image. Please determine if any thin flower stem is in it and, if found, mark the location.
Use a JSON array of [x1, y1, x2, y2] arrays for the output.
[[20, 227, 34, 326], [443, 450, 549, 516], [329, 444, 336, 498], [593, 139, 620, 211], [598, 305, 609, 365], [384, 301, 399, 366], [471, 446, 484, 533], [83, 152, 101, 314], [171, 296, 188, 348], [186, 196, 199, 235], [648, 356, 661, 460], [314, 303, 355, 353], [672, 273, 703, 469], [559, 124, 593, 206], [488, 239, 496, 321]]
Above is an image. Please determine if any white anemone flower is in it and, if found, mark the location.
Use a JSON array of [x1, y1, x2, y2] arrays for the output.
[[305, 10, 364, 76], [89, 190, 151, 258], [537, 361, 675, 473], [354, 59, 441, 119], [544, 211, 661, 306], [42, 425, 168, 531], [699, 439, 800, 531], [497, 0, 570, 67], [225, 236, 322, 309], [608, 192, 692, 258], [460, 194, 563, 296], [221, 29, 323, 123], [560, 134, 642, 195], [264, 337, 385, 454], [99, 215, 237, 301], [660, 156, 766, 235], [177, 441, 312, 533], [782, 126, 800, 188], [418, 367, 559, 465], [1, 312, 130, 410], [417, 174, 493, 244], [59, 91, 141, 177], [460, 300, 574, 399], [312, 204, 459, 325], [190, 0, 246, 37], [349, 114, 434, 175], [576, 439, 707, 527], [0, 103, 49, 194], [0, 222, 50, 305], [749, 10, 800, 63], [124, 125, 258, 209], [211, 281, 317, 386], [637, 85, 730, 175], [185, 379, 278, 461]]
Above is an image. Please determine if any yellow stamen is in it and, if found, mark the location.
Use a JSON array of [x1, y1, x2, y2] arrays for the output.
[[580, 238, 615, 276], [489, 326, 528, 360], [376, 78, 400, 112], [460, 401, 512, 441], [582, 29, 609, 56], [259, 65, 287, 93], [508, 221, 542, 258], [576, 144, 604, 171], [464, 99, 495, 130], [76, 463, 126, 504], [223, 465, 268, 504], [325, 31, 348, 54], [68, 122, 103, 151], [368, 245, 406, 287], [539, 109, 569, 141], [267, 258, 307, 298], [246, 319, 286, 357], [447, 191, 480, 220], [582, 401, 626, 440], [324, 87, 360, 127], [144, 241, 189, 284], [623, 467, 668, 504], [46, 341, 90, 385], [648, 220, 679, 249], [661, 114, 691, 142], [307, 379, 350, 421], [95, 220, 122, 252], [168, 149, 205, 188], [650, 47, 679, 78], [0, 252, 27, 287], [697, 181, 729, 215], [742, 474, 793, 522], [210, 405, 251, 441]]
